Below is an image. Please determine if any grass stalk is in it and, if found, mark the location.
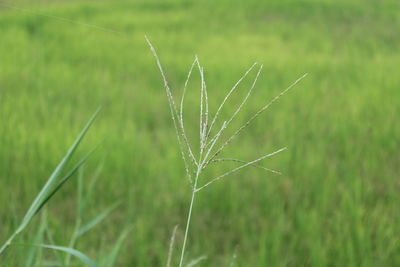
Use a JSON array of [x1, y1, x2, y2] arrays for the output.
[[146, 36, 306, 266], [179, 168, 201, 267]]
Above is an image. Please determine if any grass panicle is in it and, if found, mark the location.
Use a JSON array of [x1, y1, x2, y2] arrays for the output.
[[229, 245, 239, 267], [166, 225, 179, 267], [185, 255, 207, 267], [146, 37, 307, 266]]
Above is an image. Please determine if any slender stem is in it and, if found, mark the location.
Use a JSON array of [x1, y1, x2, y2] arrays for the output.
[[179, 168, 201, 267], [65, 220, 81, 265], [0, 233, 17, 256], [66, 168, 83, 266]]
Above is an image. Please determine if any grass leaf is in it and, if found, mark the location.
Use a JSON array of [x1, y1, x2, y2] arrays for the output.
[[33, 244, 97, 267], [76, 202, 120, 237], [34, 145, 100, 216], [101, 226, 132, 267], [0, 108, 100, 256], [19, 107, 101, 232]]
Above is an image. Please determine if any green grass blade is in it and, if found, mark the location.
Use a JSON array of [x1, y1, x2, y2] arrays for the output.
[[77, 165, 85, 219], [19, 107, 101, 232], [0, 234, 18, 256], [84, 157, 106, 211], [34, 145, 99, 216], [33, 244, 97, 267], [101, 226, 132, 267], [76, 202, 120, 237], [0, 108, 100, 256], [45, 228, 66, 267], [25, 212, 47, 266]]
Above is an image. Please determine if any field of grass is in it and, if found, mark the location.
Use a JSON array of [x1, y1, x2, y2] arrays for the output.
[[1, 0, 399, 266]]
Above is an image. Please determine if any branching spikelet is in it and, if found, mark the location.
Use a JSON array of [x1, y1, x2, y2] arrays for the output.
[[146, 36, 307, 267]]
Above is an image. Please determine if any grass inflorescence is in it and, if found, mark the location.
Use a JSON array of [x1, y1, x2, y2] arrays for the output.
[[146, 37, 307, 266]]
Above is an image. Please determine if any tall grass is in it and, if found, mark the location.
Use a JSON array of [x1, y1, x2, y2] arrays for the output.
[[0, 108, 131, 266], [0, 109, 100, 263], [146, 37, 307, 266]]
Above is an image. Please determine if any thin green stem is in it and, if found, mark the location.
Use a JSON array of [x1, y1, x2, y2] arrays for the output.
[[65, 168, 84, 266], [179, 168, 201, 267], [0, 232, 18, 256], [65, 220, 81, 265]]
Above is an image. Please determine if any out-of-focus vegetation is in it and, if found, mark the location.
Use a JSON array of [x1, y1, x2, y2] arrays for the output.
[[0, 0, 399, 265]]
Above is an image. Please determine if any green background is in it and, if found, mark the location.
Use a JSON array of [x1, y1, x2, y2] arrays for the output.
[[0, 0, 399, 265]]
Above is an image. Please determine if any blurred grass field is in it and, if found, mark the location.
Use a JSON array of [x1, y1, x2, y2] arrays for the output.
[[0, 0, 399, 265]]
